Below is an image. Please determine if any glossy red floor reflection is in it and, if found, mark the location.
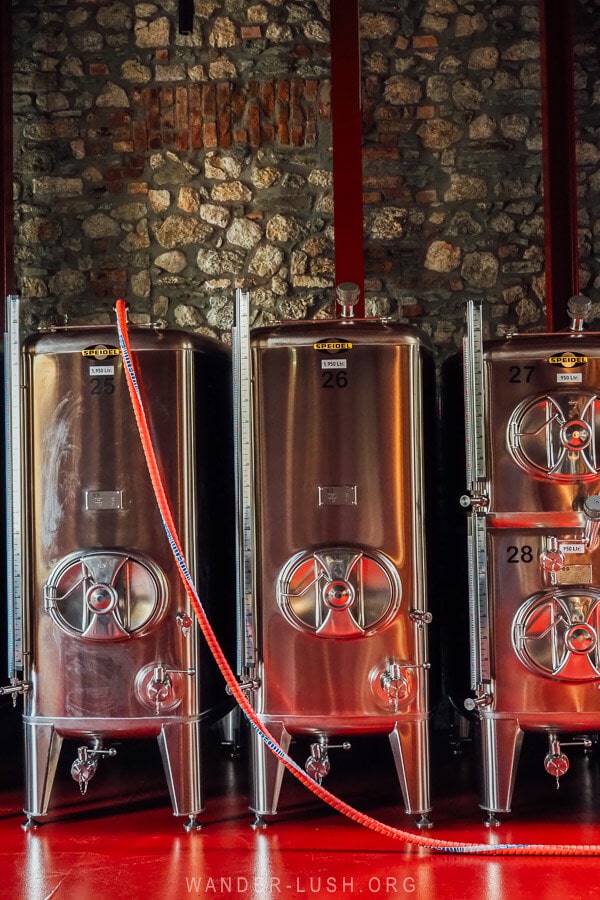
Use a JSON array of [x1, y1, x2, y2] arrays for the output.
[[0, 707, 598, 900]]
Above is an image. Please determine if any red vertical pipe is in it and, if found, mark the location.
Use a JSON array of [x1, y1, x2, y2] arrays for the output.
[[330, 0, 364, 317], [540, 0, 578, 332], [1, 0, 14, 323]]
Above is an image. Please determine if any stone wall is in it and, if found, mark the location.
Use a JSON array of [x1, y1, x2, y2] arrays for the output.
[[10, 0, 600, 352], [360, 0, 545, 348], [13, 0, 335, 338]]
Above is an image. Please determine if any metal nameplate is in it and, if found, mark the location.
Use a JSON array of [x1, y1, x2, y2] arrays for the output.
[[557, 372, 583, 383], [559, 543, 585, 555], [318, 485, 358, 506], [321, 358, 347, 369], [556, 564, 592, 585], [85, 490, 124, 510]]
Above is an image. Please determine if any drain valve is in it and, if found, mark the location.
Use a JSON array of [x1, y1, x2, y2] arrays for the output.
[[305, 736, 351, 785], [71, 743, 117, 795], [543, 733, 593, 789]]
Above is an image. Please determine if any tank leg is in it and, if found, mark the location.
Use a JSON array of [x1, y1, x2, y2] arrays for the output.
[[388, 718, 432, 826], [23, 721, 63, 822], [218, 708, 241, 755], [479, 715, 524, 818], [450, 707, 472, 754], [157, 720, 203, 826], [249, 720, 291, 826]]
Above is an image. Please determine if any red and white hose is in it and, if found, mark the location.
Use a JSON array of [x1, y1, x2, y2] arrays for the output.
[[114, 298, 600, 857]]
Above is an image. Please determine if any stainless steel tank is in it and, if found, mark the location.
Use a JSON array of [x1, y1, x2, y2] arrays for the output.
[[460, 296, 600, 822], [234, 286, 434, 827], [14, 321, 234, 829]]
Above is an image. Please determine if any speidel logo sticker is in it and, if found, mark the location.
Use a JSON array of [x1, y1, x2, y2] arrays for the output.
[[313, 339, 353, 353], [547, 351, 588, 369], [81, 345, 121, 361]]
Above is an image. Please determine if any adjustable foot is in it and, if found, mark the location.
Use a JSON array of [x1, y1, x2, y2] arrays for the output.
[[183, 814, 202, 832], [22, 815, 40, 831], [250, 815, 267, 830], [415, 814, 433, 830], [484, 812, 501, 827]]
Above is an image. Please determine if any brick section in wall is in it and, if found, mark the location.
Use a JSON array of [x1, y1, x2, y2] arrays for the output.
[[128, 80, 329, 155]]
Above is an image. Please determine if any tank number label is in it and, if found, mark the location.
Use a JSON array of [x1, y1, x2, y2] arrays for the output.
[[322, 371, 348, 388], [557, 372, 583, 383], [321, 359, 347, 369], [507, 545, 533, 563], [90, 376, 115, 395], [508, 365, 536, 383], [559, 543, 585, 554]]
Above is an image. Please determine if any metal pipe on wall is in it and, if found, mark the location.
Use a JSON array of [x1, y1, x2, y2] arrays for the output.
[[330, 0, 365, 317], [540, 0, 579, 332]]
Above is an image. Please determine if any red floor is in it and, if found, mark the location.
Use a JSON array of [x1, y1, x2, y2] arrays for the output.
[[0, 710, 598, 900]]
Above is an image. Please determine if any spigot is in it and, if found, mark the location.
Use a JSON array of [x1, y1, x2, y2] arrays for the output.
[[567, 294, 591, 332], [336, 282, 360, 318], [71, 744, 117, 795], [305, 741, 330, 784], [147, 663, 195, 713], [542, 734, 592, 789], [409, 608, 433, 627], [464, 693, 492, 712], [540, 549, 565, 574], [380, 663, 410, 713], [544, 734, 570, 789], [225, 678, 261, 697], [540, 536, 565, 579], [583, 495, 600, 549], [459, 492, 488, 510], [305, 736, 350, 785], [148, 664, 173, 706], [0, 679, 30, 707], [176, 612, 193, 637], [71, 748, 98, 795]]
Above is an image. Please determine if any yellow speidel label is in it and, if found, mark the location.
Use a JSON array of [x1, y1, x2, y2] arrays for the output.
[[82, 346, 120, 358], [313, 340, 353, 352], [547, 352, 588, 368]]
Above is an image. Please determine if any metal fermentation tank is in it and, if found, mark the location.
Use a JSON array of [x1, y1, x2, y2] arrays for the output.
[[461, 296, 600, 821], [235, 285, 434, 827], [11, 318, 234, 829]]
